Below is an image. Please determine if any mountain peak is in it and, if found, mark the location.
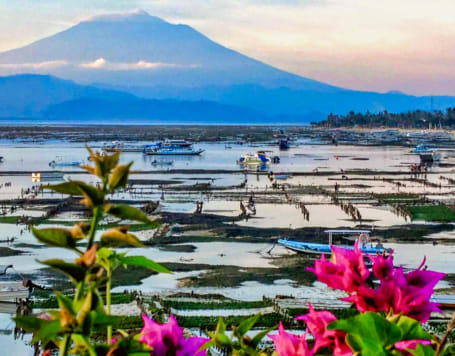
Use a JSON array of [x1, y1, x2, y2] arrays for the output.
[[83, 9, 166, 24]]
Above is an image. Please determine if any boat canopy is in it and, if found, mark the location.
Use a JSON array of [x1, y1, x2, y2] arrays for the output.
[[324, 229, 371, 245]]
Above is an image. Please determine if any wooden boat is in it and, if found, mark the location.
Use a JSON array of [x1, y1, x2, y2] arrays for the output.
[[278, 230, 388, 255]]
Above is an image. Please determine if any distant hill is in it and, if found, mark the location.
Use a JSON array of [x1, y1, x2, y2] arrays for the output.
[[0, 10, 454, 121], [0, 74, 133, 117], [42, 98, 273, 123], [97, 83, 455, 117], [0, 74, 312, 123]]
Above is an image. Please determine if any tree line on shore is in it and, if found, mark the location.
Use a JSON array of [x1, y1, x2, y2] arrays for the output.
[[314, 107, 455, 128]]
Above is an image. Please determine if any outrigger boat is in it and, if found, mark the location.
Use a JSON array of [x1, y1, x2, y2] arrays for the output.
[[412, 144, 441, 163], [278, 229, 389, 255], [49, 157, 84, 167]]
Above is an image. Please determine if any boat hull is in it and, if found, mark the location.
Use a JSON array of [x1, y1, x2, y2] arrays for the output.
[[277, 239, 385, 255]]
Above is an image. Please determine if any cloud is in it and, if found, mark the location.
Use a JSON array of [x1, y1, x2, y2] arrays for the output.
[[80, 58, 199, 70], [0, 60, 68, 70]]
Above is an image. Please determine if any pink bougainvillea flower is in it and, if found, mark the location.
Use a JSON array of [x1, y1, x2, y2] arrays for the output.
[[139, 315, 209, 356], [307, 242, 369, 293], [295, 303, 352, 356], [394, 339, 432, 355], [405, 258, 446, 290], [369, 253, 394, 281], [310, 242, 445, 323], [269, 322, 313, 356]]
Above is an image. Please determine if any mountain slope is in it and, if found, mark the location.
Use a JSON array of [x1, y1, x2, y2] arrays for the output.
[[0, 74, 134, 117], [0, 10, 336, 91], [97, 83, 455, 116]]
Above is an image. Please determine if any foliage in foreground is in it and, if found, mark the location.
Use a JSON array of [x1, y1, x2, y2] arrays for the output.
[[13, 147, 455, 356]]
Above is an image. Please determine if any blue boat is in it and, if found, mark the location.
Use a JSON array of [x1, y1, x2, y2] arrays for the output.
[[278, 229, 388, 255], [412, 144, 435, 153], [279, 138, 290, 150]]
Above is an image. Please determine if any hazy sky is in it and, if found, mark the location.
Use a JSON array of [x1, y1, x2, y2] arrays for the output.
[[0, 0, 454, 95]]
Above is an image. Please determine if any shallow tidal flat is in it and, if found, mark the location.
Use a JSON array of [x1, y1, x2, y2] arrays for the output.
[[0, 137, 455, 301]]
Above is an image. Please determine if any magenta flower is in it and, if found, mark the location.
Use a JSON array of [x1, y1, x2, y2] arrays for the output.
[[139, 315, 209, 356], [307, 242, 369, 293], [310, 245, 445, 323], [269, 322, 313, 356], [369, 253, 394, 281], [295, 304, 352, 356], [394, 339, 432, 355], [295, 303, 351, 355]]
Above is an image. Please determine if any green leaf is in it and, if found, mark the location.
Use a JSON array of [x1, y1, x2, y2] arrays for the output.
[[14, 316, 45, 332], [236, 314, 261, 338], [73, 181, 104, 206], [33, 320, 62, 345], [14, 317, 62, 346], [119, 256, 171, 274], [55, 291, 76, 316], [109, 162, 133, 190], [44, 181, 82, 195], [395, 315, 432, 341], [408, 344, 436, 356], [32, 227, 78, 249], [91, 312, 121, 328], [199, 340, 216, 351], [41, 259, 86, 283], [251, 325, 276, 348], [215, 333, 232, 347], [100, 229, 145, 248], [105, 204, 152, 224], [216, 317, 226, 335], [329, 312, 402, 356]]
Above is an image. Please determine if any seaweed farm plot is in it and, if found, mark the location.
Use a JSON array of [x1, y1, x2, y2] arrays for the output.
[[1, 137, 455, 350]]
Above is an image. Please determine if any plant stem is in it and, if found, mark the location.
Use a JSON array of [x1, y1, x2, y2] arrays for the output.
[[59, 334, 71, 356], [87, 206, 101, 249], [106, 267, 112, 344], [436, 312, 455, 355]]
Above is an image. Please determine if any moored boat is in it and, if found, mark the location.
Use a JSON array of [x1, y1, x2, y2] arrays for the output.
[[419, 151, 441, 162], [103, 141, 145, 152], [278, 229, 389, 255], [279, 138, 290, 150], [144, 147, 204, 155], [237, 151, 272, 165], [49, 157, 84, 167]]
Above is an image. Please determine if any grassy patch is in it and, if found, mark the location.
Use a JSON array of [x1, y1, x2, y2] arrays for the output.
[[163, 300, 272, 310], [0, 216, 21, 224], [175, 313, 283, 329], [409, 205, 455, 222], [33, 293, 136, 309], [287, 307, 359, 319]]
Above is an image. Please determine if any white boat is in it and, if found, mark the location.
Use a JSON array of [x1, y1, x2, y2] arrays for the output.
[[237, 151, 272, 165], [163, 139, 193, 148], [144, 147, 204, 156], [278, 230, 389, 255], [103, 141, 144, 152]]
